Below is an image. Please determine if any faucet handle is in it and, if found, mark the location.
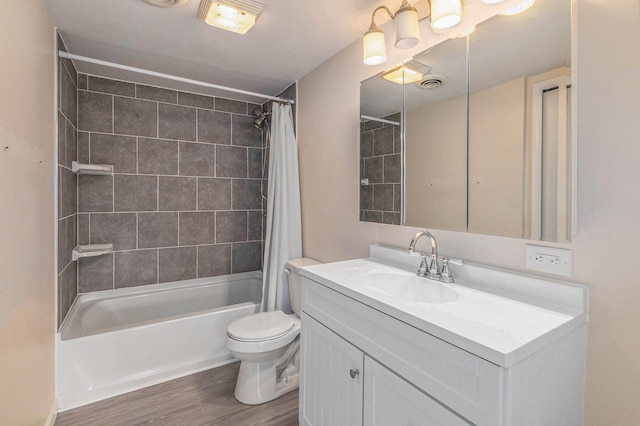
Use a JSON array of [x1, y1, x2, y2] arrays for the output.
[[440, 257, 455, 283], [427, 254, 441, 280], [417, 254, 429, 277]]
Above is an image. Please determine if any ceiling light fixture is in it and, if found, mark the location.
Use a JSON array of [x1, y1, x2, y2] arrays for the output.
[[363, 0, 420, 66], [500, 0, 535, 16], [430, 0, 464, 30], [197, 0, 266, 34], [382, 60, 432, 85]]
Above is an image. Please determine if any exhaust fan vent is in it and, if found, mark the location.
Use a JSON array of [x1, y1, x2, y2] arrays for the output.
[[416, 75, 449, 89], [142, 0, 189, 8]]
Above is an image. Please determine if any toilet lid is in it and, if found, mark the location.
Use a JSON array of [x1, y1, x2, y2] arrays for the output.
[[228, 311, 296, 341]]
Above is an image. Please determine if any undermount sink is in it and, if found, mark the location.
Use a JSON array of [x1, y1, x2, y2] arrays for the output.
[[359, 272, 459, 304]]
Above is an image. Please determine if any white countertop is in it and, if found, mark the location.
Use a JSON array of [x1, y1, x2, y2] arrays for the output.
[[300, 255, 587, 367]]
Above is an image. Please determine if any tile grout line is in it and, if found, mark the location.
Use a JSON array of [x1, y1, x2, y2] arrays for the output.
[[76, 208, 262, 214], [112, 247, 115, 290], [111, 94, 115, 134]]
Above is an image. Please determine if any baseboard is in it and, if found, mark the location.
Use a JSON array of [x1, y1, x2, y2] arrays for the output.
[[44, 399, 58, 426]]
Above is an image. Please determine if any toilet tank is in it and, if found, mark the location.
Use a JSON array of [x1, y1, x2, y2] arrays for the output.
[[286, 258, 321, 316]]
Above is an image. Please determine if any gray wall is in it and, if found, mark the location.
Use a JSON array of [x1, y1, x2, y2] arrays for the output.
[[74, 74, 266, 294], [359, 113, 402, 225], [57, 35, 79, 327]]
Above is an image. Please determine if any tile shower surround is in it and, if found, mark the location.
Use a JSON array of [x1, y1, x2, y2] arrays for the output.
[[360, 113, 402, 225], [74, 74, 266, 295], [57, 34, 79, 327]]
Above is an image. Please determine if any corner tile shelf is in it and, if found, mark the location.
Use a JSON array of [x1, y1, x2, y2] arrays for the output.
[[72, 161, 114, 175], [72, 243, 113, 261]]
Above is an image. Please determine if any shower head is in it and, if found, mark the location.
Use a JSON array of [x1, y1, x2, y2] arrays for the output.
[[253, 116, 267, 130], [253, 107, 271, 130]]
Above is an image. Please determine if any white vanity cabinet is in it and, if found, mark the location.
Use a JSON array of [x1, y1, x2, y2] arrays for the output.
[[301, 313, 472, 426], [299, 248, 588, 426]]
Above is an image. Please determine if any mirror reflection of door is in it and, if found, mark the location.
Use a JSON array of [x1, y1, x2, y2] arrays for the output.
[[532, 75, 572, 243], [468, 0, 571, 240]]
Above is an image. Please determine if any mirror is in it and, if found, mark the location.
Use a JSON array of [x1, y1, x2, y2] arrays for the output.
[[360, 71, 404, 225], [359, 0, 573, 242], [404, 35, 468, 232]]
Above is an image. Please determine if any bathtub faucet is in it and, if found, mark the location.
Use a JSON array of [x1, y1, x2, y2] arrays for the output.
[[407, 230, 441, 281]]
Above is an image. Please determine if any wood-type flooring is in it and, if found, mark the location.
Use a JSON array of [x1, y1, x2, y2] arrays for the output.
[[55, 362, 299, 426]]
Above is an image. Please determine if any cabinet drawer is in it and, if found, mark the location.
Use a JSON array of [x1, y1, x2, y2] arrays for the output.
[[364, 356, 472, 426], [302, 278, 503, 426]]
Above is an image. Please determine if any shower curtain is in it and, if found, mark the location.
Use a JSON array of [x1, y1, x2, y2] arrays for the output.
[[262, 102, 302, 313]]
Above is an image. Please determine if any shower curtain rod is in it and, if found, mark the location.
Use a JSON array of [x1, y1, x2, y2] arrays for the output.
[[58, 51, 295, 105], [360, 115, 400, 126]]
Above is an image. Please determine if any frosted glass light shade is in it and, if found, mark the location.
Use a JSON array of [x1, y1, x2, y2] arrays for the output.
[[363, 29, 387, 65], [431, 0, 463, 30], [204, 3, 257, 34], [383, 66, 423, 85], [394, 7, 420, 48], [481, 0, 505, 4]]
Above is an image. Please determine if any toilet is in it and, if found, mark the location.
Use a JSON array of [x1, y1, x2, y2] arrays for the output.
[[226, 257, 320, 405]]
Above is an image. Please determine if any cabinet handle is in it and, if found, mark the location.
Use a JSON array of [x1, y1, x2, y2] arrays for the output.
[[349, 369, 359, 379]]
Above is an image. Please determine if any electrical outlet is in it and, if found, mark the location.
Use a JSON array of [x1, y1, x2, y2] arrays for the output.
[[526, 245, 573, 277], [535, 253, 560, 265]]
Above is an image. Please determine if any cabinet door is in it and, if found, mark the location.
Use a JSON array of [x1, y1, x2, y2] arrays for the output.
[[300, 313, 364, 426], [364, 357, 472, 426]]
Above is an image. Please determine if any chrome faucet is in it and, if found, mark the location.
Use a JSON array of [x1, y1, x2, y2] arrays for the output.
[[407, 230, 441, 281]]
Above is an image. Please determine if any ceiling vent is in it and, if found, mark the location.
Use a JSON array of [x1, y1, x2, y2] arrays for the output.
[[416, 75, 449, 89], [142, 0, 189, 8]]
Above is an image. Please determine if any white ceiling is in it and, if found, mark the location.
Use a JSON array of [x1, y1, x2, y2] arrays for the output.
[[43, 0, 428, 102]]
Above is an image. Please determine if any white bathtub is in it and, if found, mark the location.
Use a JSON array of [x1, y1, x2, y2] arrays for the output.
[[56, 271, 262, 411]]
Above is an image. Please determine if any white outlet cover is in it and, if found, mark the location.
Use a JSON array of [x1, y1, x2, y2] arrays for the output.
[[525, 245, 573, 277]]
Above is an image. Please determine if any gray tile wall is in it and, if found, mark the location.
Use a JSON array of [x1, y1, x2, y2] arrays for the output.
[[57, 34, 79, 328], [360, 113, 402, 225], [75, 74, 267, 294]]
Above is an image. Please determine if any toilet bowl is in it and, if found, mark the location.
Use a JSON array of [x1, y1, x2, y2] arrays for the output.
[[225, 257, 320, 405]]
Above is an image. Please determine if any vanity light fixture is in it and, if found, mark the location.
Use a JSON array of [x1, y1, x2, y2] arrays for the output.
[[382, 60, 432, 85], [197, 0, 266, 34], [363, 0, 420, 66], [430, 0, 464, 30], [500, 0, 535, 15]]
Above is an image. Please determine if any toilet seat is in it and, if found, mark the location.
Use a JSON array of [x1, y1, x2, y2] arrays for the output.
[[226, 311, 301, 354], [228, 311, 296, 342]]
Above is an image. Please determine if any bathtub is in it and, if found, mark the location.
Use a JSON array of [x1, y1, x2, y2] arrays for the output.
[[56, 271, 262, 411]]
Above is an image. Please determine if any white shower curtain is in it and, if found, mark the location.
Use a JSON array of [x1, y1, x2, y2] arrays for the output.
[[262, 102, 302, 313]]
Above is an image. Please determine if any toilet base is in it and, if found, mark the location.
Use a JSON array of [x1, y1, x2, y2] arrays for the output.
[[234, 357, 299, 405]]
